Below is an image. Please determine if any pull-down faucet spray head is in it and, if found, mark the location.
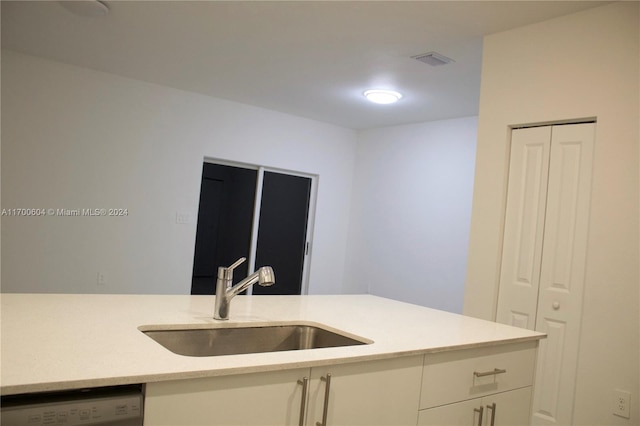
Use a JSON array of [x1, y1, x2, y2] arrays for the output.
[[213, 258, 276, 320], [257, 266, 275, 287]]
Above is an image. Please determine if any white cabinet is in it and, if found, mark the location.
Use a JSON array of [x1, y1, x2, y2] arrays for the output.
[[305, 356, 423, 426], [144, 342, 539, 426], [144, 355, 423, 426], [144, 367, 309, 426], [418, 387, 532, 426], [418, 341, 537, 426], [495, 123, 595, 425]]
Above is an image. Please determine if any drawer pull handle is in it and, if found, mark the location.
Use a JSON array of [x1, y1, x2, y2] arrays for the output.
[[474, 406, 484, 426], [316, 373, 331, 426], [486, 402, 497, 426], [297, 377, 309, 426], [473, 368, 507, 378]]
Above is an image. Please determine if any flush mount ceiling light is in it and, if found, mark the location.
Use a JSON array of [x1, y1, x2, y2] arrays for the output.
[[363, 90, 403, 105], [59, 1, 110, 18]]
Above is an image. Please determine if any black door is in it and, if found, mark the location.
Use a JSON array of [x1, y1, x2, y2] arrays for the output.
[[191, 163, 257, 294], [253, 171, 312, 295]]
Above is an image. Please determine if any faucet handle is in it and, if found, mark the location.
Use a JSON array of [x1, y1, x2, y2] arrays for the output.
[[227, 257, 246, 271], [218, 257, 246, 280]]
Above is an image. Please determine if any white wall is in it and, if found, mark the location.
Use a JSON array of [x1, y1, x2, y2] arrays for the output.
[[464, 3, 639, 424], [343, 117, 477, 313], [2, 50, 478, 309], [1, 50, 358, 295]]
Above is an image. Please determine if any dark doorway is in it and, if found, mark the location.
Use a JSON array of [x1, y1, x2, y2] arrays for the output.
[[191, 163, 313, 296], [253, 171, 312, 295], [191, 163, 257, 294]]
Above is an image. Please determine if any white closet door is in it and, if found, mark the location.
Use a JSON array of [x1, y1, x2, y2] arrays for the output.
[[531, 123, 595, 425], [496, 126, 552, 330]]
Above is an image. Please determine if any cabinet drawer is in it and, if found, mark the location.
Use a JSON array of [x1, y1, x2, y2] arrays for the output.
[[420, 340, 537, 409], [418, 387, 533, 426]]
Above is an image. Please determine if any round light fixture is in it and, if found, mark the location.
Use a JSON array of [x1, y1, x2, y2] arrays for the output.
[[363, 89, 403, 105]]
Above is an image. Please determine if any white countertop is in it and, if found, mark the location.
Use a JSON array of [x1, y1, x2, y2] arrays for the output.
[[0, 294, 544, 395]]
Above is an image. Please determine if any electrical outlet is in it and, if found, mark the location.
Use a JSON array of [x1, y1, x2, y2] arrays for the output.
[[613, 389, 631, 419], [97, 272, 107, 286]]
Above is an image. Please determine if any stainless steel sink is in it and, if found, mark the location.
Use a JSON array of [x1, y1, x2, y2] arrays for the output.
[[140, 323, 371, 357]]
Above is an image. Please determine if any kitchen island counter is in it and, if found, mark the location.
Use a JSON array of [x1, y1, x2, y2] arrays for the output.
[[1, 294, 543, 395]]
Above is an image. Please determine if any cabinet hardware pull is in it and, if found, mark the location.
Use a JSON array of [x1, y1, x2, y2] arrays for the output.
[[316, 373, 332, 426], [486, 402, 497, 426], [473, 368, 507, 378], [297, 377, 309, 426], [474, 406, 484, 426]]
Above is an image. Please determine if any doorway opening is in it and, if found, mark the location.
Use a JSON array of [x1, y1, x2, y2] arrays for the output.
[[191, 160, 316, 296]]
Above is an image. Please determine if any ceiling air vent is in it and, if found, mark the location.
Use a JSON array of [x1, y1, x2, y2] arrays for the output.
[[411, 52, 455, 67]]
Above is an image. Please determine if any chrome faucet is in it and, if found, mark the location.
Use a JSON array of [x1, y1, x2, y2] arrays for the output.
[[213, 257, 275, 320]]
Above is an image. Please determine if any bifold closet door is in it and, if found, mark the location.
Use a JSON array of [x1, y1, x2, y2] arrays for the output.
[[495, 126, 552, 330], [496, 123, 595, 426], [531, 123, 594, 426]]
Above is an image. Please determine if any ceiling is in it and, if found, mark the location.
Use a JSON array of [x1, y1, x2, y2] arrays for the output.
[[1, 1, 609, 129]]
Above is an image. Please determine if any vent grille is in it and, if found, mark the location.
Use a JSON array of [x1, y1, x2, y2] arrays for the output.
[[412, 52, 455, 66]]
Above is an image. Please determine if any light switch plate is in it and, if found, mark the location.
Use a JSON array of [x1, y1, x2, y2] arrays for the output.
[[176, 211, 190, 224]]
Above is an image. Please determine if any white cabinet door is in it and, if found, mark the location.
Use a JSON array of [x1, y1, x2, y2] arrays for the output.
[[495, 122, 595, 426], [144, 356, 423, 426], [418, 387, 532, 426], [307, 355, 423, 426], [488, 387, 533, 426], [144, 368, 310, 426]]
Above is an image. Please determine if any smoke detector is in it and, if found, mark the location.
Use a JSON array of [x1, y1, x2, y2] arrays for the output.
[[411, 52, 455, 67]]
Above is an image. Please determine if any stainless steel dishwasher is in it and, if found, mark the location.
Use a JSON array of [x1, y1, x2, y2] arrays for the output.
[[1, 385, 143, 426]]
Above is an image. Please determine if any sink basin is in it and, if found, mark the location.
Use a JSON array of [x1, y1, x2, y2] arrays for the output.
[[140, 323, 371, 357]]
